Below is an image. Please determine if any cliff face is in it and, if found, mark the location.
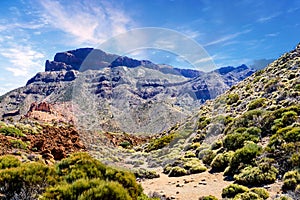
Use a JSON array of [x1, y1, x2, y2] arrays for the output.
[[0, 48, 255, 133]]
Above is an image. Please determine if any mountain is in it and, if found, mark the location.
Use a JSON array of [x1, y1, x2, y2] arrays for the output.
[[137, 43, 300, 199], [0, 44, 298, 199], [0, 48, 255, 134]]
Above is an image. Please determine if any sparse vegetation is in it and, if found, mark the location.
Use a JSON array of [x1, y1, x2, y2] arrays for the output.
[[145, 132, 178, 152], [0, 126, 25, 137], [9, 139, 29, 149]]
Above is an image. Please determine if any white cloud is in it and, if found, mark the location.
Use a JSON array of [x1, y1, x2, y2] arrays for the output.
[[0, 45, 44, 77], [180, 29, 201, 39], [204, 29, 251, 47], [194, 56, 214, 64], [265, 32, 279, 37], [38, 0, 134, 46], [257, 12, 281, 23]]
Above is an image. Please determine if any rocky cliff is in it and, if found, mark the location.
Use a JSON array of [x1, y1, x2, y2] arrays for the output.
[[0, 48, 255, 133]]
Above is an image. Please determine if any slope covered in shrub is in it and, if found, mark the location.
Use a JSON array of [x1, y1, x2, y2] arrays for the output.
[[0, 153, 154, 200]]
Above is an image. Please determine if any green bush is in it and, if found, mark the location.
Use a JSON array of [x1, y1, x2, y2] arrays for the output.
[[0, 155, 21, 169], [250, 188, 269, 199], [211, 139, 223, 150], [0, 126, 25, 137], [248, 98, 266, 110], [138, 194, 160, 200], [9, 139, 29, 149], [54, 153, 142, 199], [284, 127, 300, 142], [199, 149, 216, 165], [79, 181, 132, 200], [189, 164, 207, 174], [282, 111, 298, 125], [120, 141, 132, 148], [234, 164, 278, 186], [184, 151, 196, 158], [222, 183, 249, 198], [269, 127, 300, 149], [210, 151, 234, 172], [223, 131, 260, 151], [233, 110, 264, 130], [183, 158, 207, 174], [290, 153, 300, 168], [227, 142, 262, 175], [227, 93, 239, 105], [0, 162, 56, 199], [133, 168, 159, 179], [282, 170, 300, 191], [264, 79, 278, 93], [0, 153, 146, 200], [271, 111, 298, 132], [42, 179, 132, 200], [233, 191, 262, 200], [56, 152, 107, 183], [188, 142, 201, 150], [16, 123, 40, 135], [199, 195, 218, 200], [198, 117, 211, 130], [105, 168, 142, 199], [145, 132, 178, 152], [274, 196, 293, 200], [163, 165, 172, 175], [169, 166, 187, 177]]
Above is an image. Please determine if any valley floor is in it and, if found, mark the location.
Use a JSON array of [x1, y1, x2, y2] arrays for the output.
[[141, 170, 283, 200]]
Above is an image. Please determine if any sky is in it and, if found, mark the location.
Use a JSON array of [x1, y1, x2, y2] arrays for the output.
[[0, 0, 300, 95]]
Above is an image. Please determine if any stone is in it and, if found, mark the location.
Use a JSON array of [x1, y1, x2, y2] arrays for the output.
[[45, 60, 73, 71]]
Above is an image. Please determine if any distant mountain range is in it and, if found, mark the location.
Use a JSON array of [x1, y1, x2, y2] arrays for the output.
[[0, 48, 255, 133]]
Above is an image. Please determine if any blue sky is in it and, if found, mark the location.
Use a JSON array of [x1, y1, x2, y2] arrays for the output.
[[0, 0, 300, 95]]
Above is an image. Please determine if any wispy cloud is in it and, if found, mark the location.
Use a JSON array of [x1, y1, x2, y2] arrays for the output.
[[257, 12, 281, 23], [287, 7, 300, 13], [204, 29, 251, 47], [38, 0, 135, 45], [0, 45, 44, 77], [194, 55, 217, 64], [265, 32, 279, 37]]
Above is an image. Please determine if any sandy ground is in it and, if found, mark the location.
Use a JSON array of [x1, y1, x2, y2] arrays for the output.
[[141, 169, 284, 200], [141, 170, 232, 200]]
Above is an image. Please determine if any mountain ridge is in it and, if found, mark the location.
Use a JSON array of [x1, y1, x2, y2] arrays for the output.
[[0, 48, 255, 134]]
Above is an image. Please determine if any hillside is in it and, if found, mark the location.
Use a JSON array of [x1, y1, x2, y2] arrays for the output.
[[134, 43, 300, 199], [0, 48, 254, 134]]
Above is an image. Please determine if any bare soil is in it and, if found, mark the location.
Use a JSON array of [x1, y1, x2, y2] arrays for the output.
[[141, 169, 284, 200]]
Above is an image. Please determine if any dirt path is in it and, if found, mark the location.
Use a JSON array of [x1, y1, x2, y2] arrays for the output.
[[141, 170, 232, 200], [141, 169, 284, 200]]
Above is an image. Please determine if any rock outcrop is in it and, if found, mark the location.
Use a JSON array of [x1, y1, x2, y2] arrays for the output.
[[28, 102, 53, 113], [0, 48, 255, 133]]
